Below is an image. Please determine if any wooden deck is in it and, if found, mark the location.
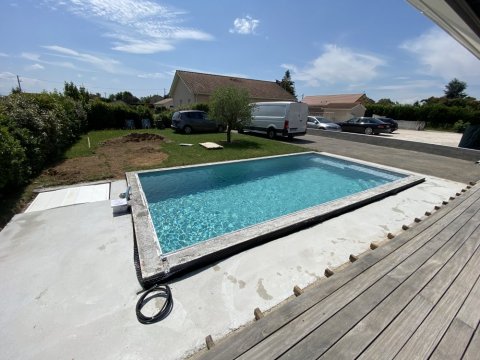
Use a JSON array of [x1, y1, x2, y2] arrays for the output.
[[194, 183, 480, 360]]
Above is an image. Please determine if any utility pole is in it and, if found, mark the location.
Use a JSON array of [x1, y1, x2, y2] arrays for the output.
[[16, 75, 22, 92]]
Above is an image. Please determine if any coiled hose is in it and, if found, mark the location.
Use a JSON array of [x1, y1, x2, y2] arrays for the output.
[[136, 284, 173, 324], [133, 220, 173, 324]]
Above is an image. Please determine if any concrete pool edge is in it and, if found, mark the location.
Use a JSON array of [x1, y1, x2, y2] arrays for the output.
[[126, 152, 425, 286]]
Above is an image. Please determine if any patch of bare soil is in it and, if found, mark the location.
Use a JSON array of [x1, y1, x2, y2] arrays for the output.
[[39, 133, 168, 185]]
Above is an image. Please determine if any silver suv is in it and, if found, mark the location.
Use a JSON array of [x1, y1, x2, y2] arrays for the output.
[[171, 110, 224, 134]]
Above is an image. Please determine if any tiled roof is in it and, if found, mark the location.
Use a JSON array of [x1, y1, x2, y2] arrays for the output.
[[175, 70, 296, 101], [302, 94, 365, 106]]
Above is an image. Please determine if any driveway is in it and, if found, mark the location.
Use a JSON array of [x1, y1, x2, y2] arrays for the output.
[[293, 133, 479, 184], [377, 129, 462, 147]]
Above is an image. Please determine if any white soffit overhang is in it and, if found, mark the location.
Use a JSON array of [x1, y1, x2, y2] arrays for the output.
[[407, 0, 480, 59]]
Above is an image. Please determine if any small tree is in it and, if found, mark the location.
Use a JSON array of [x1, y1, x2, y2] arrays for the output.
[[209, 86, 253, 143], [276, 70, 296, 99], [444, 78, 467, 99]]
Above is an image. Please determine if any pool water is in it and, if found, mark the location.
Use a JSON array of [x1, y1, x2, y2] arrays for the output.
[[138, 153, 406, 254]]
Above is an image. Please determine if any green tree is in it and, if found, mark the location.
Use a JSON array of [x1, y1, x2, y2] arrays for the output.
[[444, 78, 467, 99], [112, 91, 139, 105], [64, 81, 90, 103], [377, 98, 396, 106], [276, 70, 296, 99], [209, 86, 253, 143]]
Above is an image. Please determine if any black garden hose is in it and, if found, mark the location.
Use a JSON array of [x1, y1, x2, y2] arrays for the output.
[[136, 284, 173, 324], [132, 217, 173, 324]]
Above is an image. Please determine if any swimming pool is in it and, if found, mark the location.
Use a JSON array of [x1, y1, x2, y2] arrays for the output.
[[127, 152, 423, 283]]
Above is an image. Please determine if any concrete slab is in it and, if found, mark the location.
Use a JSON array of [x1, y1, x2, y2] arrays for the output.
[[0, 172, 465, 360], [25, 184, 110, 213], [199, 142, 223, 149], [110, 179, 127, 200]]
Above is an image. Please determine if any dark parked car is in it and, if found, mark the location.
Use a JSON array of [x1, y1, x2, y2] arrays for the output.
[[338, 117, 391, 135], [375, 117, 398, 132], [307, 116, 341, 131], [171, 110, 224, 134]]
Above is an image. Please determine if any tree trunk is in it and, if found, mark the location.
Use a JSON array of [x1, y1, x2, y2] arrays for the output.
[[227, 129, 231, 143]]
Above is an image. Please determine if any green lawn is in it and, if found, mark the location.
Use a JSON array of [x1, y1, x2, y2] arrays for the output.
[[66, 128, 306, 168]]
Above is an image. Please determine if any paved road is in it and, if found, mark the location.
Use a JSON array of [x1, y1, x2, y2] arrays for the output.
[[292, 134, 480, 184]]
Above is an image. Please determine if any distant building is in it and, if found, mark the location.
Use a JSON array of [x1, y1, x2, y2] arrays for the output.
[[303, 93, 367, 121], [169, 70, 296, 107], [153, 98, 173, 109]]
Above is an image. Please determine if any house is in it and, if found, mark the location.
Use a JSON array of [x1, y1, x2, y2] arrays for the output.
[[302, 93, 367, 122], [169, 70, 296, 107], [153, 98, 173, 109]]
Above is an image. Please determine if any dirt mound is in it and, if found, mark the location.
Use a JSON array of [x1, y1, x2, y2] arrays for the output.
[[105, 132, 165, 144], [39, 133, 168, 185]]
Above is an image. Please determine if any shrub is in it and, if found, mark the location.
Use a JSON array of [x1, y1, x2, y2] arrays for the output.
[[0, 125, 29, 190], [0, 92, 87, 192], [86, 100, 152, 130], [154, 109, 175, 128], [453, 120, 471, 133]]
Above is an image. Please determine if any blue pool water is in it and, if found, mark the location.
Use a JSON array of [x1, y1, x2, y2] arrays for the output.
[[138, 153, 406, 254]]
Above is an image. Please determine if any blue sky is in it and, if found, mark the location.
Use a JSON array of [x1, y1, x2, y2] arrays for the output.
[[1, 0, 480, 103]]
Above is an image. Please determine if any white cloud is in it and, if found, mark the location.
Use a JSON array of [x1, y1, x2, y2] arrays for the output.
[[42, 45, 120, 72], [137, 72, 168, 79], [0, 52, 8, 57], [229, 15, 260, 35], [21, 52, 41, 61], [401, 28, 480, 81], [25, 63, 45, 71], [286, 44, 385, 86], [46, 0, 213, 54], [0, 71, 16, 80]]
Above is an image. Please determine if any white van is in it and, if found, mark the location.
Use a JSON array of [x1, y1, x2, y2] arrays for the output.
[[240, 101, 308, 139]]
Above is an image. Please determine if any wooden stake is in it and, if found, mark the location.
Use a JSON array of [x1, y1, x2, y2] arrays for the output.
[[293, 285, 303, 297], [324, 268, 334, 277], [414, 217, 421, 223], [425, 211, 431, 216], [254, 307, 264, 320], [370, 242, 379, 250], [349, 254, 358, 262], [206, 335, 215, 350], [402, 224, 409, 230]]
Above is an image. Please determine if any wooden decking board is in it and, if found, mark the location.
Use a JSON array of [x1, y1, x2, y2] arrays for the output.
[[194, 186, 480, 360], [455, 275, 480, 329], [429, 318, 476, 360], [314, 207, 480, 360], [358, 227, 480, 360], [236, 193, 480, 360], [462, 322, 480, 360], [394, 234, 480, 359], [276, 276, 402, 360], [280, 203, 480, 360]]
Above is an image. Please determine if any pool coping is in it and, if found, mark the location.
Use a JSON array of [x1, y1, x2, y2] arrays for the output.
[[126, 152, 424, 285]]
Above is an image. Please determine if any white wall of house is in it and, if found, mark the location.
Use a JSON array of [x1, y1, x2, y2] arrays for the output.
[[307, 104, 366, 121], [171, 79, 194, 108]]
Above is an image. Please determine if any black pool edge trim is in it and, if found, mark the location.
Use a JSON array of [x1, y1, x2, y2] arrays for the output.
[[134, 176, 425, 288]]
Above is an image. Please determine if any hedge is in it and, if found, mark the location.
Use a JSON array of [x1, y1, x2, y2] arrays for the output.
[[365, 104, 480, 127], [0, 92, 87, 192], [86, 99, 153, 130]]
